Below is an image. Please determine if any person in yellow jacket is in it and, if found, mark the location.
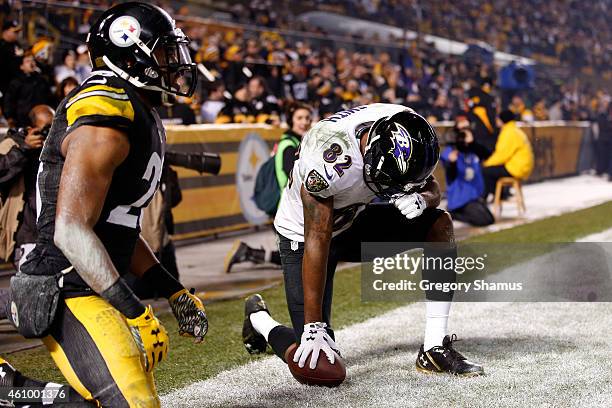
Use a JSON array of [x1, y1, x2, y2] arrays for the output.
[[482, 110, 534, 198]]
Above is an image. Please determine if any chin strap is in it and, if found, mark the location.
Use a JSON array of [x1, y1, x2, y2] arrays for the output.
[[102, 55, 166, 94]]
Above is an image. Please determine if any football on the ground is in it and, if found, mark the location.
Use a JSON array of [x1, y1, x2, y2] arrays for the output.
[[285, 343, 346, 387]]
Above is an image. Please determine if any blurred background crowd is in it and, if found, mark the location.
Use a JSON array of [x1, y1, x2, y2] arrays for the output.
[[0, 0, 609, 156], [0, 0, 609, 274]]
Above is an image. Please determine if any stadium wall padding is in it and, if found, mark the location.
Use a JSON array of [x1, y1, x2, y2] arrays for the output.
[[166, 122, 590, 241], [166, 124, 283, 240]]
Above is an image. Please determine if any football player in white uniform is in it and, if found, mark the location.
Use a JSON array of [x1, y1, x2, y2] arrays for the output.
[[242, 104, 483, 376]]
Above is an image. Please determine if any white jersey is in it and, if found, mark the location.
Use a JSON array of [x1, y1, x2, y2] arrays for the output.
[[274, 103, 410, 242]]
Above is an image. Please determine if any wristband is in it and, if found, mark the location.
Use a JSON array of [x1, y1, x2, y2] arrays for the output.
[[101, 278, 145, 319], [142, 263, 184, 299]]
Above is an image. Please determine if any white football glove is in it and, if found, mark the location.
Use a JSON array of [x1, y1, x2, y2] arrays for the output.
[[391, 192, 426, 219], [293, 322, 340, 369]]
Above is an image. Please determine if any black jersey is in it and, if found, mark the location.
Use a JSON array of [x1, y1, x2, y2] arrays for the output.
[[21, 70, 165, 296]]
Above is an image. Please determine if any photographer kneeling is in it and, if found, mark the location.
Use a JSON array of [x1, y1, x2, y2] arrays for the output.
[[440, 115, 494, 226]]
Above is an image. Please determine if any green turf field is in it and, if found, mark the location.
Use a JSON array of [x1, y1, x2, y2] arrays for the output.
[[4, 200, 612, 394]]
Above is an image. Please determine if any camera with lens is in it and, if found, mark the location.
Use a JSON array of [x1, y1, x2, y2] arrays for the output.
[[6, 125, 51, 146], [37, 125, 51, 139], [6, 127, 29, 148], [451, 126, 473, 152], [164, 151, 221, 175]]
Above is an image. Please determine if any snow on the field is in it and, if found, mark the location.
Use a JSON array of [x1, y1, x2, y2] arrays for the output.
[[161, 301, 612, 408], [578, 227, 612, 242], [160, 219, 612, 407]]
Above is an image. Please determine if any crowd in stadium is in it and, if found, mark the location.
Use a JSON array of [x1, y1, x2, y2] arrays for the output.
[[233, 0, 612, 73], [0, 1, 610, 174], [190, 27, 608, 126], [1, 1, 610, 124]]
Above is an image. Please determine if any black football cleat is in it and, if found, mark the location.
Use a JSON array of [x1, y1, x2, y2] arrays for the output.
[[242, 294, 270, 354], [0, 357, 18, 389], [416, 334, 484, 376], [0, 358, 17, 407], [224, 241, 249, 273]]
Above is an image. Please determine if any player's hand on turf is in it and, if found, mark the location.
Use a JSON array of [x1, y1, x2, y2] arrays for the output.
[[294, 322, 340, 369], [391, 192, 426, 219], [126, 305, 169, 372], [169, 288, 209, 343]]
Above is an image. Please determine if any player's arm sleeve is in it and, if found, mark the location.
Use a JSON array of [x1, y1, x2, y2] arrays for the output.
[[299, 159, 335, 199], [298, 149, 356, 200], [65, 85, 135, 133]]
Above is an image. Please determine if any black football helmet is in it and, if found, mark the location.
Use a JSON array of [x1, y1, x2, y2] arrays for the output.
[[87, 2, 197, 97], [363, 109, 440, 198]]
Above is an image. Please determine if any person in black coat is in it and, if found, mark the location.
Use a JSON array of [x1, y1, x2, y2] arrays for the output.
[[0, 20, 24, 105], [3, 53, 53, 127], [596, 101, 612, 180]]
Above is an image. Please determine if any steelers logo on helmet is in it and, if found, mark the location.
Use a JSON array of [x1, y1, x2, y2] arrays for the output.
[[88, 3, 198, 97], [389, 122, 413, 175], [109, 16, 141, 48]]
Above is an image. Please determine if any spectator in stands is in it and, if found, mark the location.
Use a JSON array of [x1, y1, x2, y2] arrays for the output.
[[54, 49, 77, 85], [247, 75, 281, 124], [3, 52, 53, 127], [0, 105, 54, 267], [31, 38, 56, 87], [54, 76, 79, 105], [74, 44, 92, 83], [0, 20, 23, 105], [482, 110, 534, 198], [510, 95, 534, 122], [533, 98, 549, 121], [441, 115, 494, 226], [200, 82, 226, 123], [283, 59, 309, 101], [215, 81, 254, 123], [216, 76, 281, 124], [225, 102, 313, 273], [157, 95, 197, 125], [467, 77, 498, 158], [429, 92, 453, 122], [595, 99, 611, 180]]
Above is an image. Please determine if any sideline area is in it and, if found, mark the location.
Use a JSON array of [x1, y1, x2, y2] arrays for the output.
[[1, 174, 611, 354], [160, 222, 612, 407], [2, 194, 612, 396], [161, 302, 612, 407], [174, 174, 612, 292]]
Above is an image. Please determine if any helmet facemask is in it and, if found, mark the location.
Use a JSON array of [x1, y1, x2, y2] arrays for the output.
[[149, 30, 197, 97], [99, 23, 197, 97]]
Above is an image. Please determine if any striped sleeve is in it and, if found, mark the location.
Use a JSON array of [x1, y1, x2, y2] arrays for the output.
[[66, 85, 135, 131]]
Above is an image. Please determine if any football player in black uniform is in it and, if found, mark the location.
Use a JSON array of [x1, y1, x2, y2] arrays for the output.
[[0, 3, 207, 407]]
